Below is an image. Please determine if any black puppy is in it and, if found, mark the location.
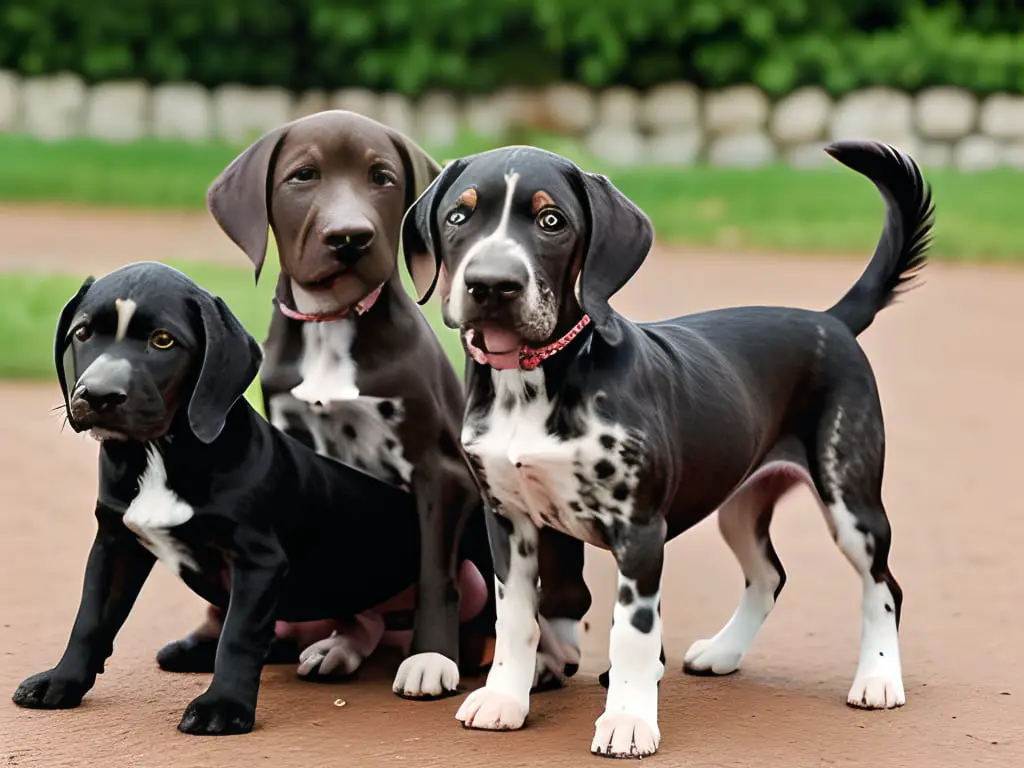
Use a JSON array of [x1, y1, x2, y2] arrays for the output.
[[401, 141, 933, 757], [11, 262, 423, 735]]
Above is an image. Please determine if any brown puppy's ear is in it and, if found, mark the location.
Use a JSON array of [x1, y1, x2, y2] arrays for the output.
[[572, 170, 654, 346], [54, 276, 95, 425], [206, 125, 289, 283], [388, 130, 443, 211], [400, 156, 473, 304]]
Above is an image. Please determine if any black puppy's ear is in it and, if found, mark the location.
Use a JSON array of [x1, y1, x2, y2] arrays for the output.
[[574, 171, 655, 345], [54, 276, 95, 417], [401, 156, 472, 304], [187, 292, 263, 444], [206, 125, 289, 283]]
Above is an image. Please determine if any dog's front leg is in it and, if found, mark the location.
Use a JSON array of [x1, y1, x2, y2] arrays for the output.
[[455, 508, 539, 731], [178, 532, 286, 736], [393, 460, 462, 699], [13, 507, 155, 710], [591, 517, 666, 759]]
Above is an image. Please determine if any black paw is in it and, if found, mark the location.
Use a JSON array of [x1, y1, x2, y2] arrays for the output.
[[178, 693, 255, 736], [156, 634, 218, 673], [12, 669, 91, 709]]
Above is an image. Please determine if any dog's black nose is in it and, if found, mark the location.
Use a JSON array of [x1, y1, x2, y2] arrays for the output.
[[323, 226, 375, 262], [464, 257, 529, 306], [76, 386, 127, 412]]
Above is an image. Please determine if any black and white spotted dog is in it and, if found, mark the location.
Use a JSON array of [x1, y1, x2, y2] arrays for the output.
[[400, 141, 933, 757]]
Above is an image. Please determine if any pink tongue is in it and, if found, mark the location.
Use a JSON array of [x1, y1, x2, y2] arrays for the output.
[[478, 327, 521, 370]]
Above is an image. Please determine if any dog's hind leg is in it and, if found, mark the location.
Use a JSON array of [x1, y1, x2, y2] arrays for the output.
[[813, 391, 905, 710], [683, 457, 805, 676]]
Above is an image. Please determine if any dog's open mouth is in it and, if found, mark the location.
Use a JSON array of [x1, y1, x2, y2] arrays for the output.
[[296, 266, 349, 293], [465, 325, 523, 370]]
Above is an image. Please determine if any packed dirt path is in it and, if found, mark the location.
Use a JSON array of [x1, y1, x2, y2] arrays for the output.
[[2, 205, 1023, 766]]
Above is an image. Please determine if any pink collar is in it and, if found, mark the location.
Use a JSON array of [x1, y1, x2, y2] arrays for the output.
[[277, 284, 383, 323], [467, 314, 592, 370]]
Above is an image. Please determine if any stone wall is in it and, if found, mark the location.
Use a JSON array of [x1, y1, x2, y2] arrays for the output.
[[2, 70, 1023, 170]]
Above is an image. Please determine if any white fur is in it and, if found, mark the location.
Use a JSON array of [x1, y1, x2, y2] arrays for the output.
[[455, 520, 539, 730], [393, 652, 460, 698], [291, 320, 359, 405], [122, 444, 197, 574], [463, 368, 640, 548], [592, 575, 663, 758], [114, 298, 137, 342], [822, 407, 905, 709]]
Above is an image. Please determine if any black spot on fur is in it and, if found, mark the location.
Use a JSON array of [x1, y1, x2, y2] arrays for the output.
[[594, 459, 615, 479], [618, 585, 634, 606], [631, 607, 654, 634], [522, 381, 539, 401], [569, 500, 582, 512], [377, 400, 397, 420], [865, 540, 875, 558], [385, 438, 397, 451], [501, 389, 516, 412], [517, 538, 536, 558], [342, 423, 357, 440], [354, 458, 366, 470], [884, 603, 893, 614], [497, 585, 505, 600], [599, 434, 616, 449], [612, 482, 629, 501]]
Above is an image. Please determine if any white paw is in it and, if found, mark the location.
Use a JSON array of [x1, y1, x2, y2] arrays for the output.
[[591, 712, 660, 758], [393, 652, 459, 699], [682, 637, 743, 676], [455, 687, 528, 730], [297, 633, 364, 678], [847, 672, 906, 709]]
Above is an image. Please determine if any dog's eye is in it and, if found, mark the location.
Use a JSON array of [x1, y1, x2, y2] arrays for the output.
[[288, 166, 319, 183], [370, 166, 397, 187], [150, 330, 175, 350], [446, 208, 471, 226], [537, 209, 566, 232], [73, 325, 92, 342]]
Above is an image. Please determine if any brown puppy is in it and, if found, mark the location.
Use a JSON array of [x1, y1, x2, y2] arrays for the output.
[[157, 111, 502, 699]]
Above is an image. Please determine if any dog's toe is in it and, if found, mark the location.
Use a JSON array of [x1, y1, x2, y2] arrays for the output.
[[296, 635, 364, 680], [178, 693, 254, 736], [847, 672, 906, 709], [393, 652, 459, 699], [12, 669, 90, 710], [455, 687, 528, 730], [682, 637, 743, 676], [156, 634, 218, 673], [591, 712, 660, 758]]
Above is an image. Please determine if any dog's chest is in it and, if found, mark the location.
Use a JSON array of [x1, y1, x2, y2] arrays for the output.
[[463, 371, 644, 547], [272, 319, 412, 489], [122, 445, 197, 575]]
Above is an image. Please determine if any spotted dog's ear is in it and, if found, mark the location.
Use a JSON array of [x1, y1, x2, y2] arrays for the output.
[[206, 124, 290, 283], [54, 276, 95, 420], [401, 156, 473, 304], [187, 291, 263, 444], [573, 171, 655, 345]]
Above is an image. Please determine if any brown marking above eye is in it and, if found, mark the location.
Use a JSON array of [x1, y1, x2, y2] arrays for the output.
[[457, 187, 478, 210], [532, 190, 555, 215]]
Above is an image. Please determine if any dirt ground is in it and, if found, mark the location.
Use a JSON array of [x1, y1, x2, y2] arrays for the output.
[[1, 204, 1022, 767]]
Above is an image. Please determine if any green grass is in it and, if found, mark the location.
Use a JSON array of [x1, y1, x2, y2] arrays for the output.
[[0, 133, 1021, 260], [0, 252, 465, 398]]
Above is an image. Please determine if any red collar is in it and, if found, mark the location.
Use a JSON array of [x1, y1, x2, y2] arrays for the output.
[[277, 284, 383, 323], [467, 314, 592, 370]]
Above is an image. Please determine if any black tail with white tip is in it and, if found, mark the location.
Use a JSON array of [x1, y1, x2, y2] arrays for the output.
[[824, 140, 935, 337]]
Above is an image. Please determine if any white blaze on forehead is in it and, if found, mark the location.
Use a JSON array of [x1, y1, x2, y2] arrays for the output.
[[114, 298, 137, 342]]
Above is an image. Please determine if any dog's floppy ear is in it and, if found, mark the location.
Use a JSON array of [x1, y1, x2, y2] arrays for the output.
[[206, 125, 289, 283], [573, 170, 655, 345], [187, 291, 264, 444], [401, 156, 472, 304], [54, 276, 95, 418], [388, 129, 442, 212]]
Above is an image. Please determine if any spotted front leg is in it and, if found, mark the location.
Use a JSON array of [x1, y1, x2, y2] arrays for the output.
[[455, 509, 539, 731], [592, 518, 666, 758]]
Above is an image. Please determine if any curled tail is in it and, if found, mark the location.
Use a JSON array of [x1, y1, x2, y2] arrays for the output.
[[824, 141, 935, 337]]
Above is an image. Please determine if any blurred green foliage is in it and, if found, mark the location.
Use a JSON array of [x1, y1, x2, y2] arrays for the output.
[[0, 1, 1022, 96]]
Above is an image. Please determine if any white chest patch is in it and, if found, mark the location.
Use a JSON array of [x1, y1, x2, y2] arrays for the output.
[[123, 444, 198, 574], [291, 319, 360, 405], [463, 369, 644, 547]]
